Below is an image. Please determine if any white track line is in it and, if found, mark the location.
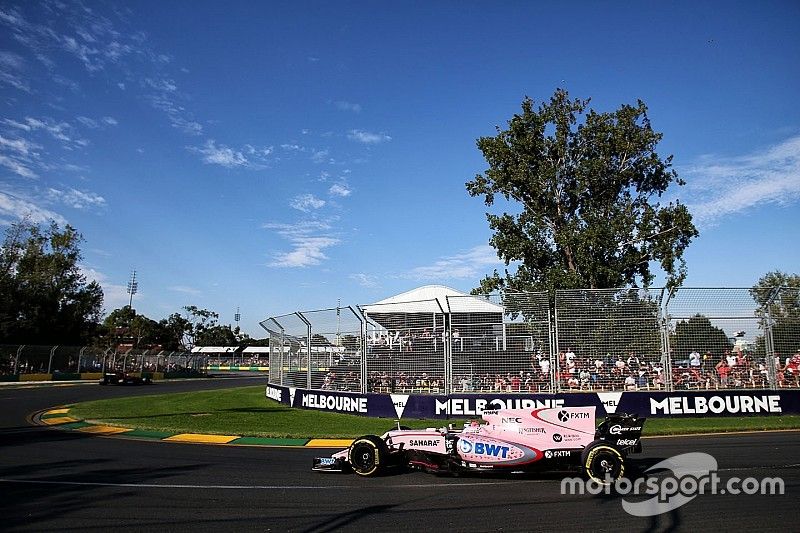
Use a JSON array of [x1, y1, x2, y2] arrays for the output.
[[0, 478, 548, 490]]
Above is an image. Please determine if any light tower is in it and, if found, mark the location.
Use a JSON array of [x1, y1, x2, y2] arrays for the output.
[[126, 270, 138, 308]]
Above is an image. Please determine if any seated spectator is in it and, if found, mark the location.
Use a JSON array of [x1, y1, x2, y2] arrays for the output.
[[689, 349, 701, 369], [716, 358, 731, 388]]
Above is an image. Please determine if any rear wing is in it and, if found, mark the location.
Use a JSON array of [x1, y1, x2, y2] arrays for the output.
[[595, 413, 646, 454]]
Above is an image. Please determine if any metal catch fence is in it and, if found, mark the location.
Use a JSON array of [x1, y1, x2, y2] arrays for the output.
[[0, 345, 204, 378], [263, 287, 800, 394]]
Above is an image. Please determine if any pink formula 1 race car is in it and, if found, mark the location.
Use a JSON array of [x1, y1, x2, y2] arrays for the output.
[[312, 407, 645, 483]]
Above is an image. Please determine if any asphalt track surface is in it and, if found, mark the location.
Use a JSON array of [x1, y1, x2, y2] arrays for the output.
[[1, 377, 798, 532]]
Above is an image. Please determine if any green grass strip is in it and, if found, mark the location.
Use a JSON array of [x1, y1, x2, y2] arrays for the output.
[[41, 412, 69, 419], [66, 385, 800, 440], [58, 421, 93, 430], [230, 436, 309, 446], [123, 429, 175, 439]]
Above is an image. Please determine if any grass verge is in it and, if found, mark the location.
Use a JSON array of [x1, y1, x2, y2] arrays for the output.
[[66, 385, 800, 439]]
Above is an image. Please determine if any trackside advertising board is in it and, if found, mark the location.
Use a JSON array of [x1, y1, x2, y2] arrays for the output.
[[265, 384, 800, 419]]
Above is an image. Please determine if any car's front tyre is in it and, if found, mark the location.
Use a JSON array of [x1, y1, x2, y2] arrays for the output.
[[348, 435, 387, 477]]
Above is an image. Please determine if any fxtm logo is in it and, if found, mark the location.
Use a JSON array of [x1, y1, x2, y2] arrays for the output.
[[558, 410, 590, 422]]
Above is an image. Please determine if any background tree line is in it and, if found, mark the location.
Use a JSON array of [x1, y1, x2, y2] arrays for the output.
[[0, 219, 264, 350]]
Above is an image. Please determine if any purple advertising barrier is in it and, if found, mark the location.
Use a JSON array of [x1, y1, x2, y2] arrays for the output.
[[616, 389, 800, 418], [266, 384, 800, 419], [266, 384, 610, 419]]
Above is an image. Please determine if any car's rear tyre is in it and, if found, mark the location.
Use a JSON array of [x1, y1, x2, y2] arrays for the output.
[[582, 441, 625, 484], [348, 435, 387, 477]]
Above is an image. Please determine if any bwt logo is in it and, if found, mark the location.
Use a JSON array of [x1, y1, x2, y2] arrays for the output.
[[458, 439, 510, 458], [559, 410, 589, 422]]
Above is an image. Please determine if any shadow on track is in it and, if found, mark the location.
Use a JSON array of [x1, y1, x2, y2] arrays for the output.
[[0, 458, 209, 531], [0, 425, 93, 448]]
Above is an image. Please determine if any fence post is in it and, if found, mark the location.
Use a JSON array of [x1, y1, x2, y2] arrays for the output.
[[77, 346, 86, 373], [14, 345, 24, 374], [661, 288, 675, 392], [441, 297, 451, 394], [553, 292, 561, 393], [47, 345, 58, 374], [548, 310, 556, 393], [295, 312, 312, 390], [763, 287, 781, 390], [359, 307, 368, 394]]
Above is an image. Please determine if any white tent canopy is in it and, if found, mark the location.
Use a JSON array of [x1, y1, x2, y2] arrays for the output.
[[361, 285, 504, 315]]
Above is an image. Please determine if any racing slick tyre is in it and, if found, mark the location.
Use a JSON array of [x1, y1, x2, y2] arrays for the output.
[[348, 435, 388, 477], [581, 441, 625, 485]]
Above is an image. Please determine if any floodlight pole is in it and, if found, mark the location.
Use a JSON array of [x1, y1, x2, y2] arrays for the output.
[[127, 270, 138, 308]]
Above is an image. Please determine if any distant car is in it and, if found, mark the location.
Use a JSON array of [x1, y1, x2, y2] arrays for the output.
[[99, 371, 152, 385], [313, 407, 645, 483]]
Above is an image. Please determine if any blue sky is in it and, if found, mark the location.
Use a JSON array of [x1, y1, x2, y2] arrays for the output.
[[1, 1, 799, 337]]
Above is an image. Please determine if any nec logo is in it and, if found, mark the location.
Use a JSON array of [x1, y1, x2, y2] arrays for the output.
[[501, 417, 522, 424], [558, 410, 589, 422]]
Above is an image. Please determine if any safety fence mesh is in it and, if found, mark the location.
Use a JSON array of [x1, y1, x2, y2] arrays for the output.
[[263, 286, 800, 393]]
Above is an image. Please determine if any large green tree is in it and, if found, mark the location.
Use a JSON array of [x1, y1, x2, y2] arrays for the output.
[[99, 306, 162, 348], [466, 89, 698, 294], [0, 220, 103, 344], [670, 314, 733, 362]]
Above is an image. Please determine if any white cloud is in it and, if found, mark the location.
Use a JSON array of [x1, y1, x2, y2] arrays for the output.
[[102, 116, 118, 126], [169, 285, 201, 295], [0, 50, 30, 92], [290, 193, 326, 212], [80, 266, 130, 310], [281, 143, 303, 151], [0, 134, 40, 156], [191, 140, 273, 169], [683, 135, 800, 225], [263, 220, 340, 268], [46, 187, 106, 210], [244, 144, 273, 157], [76, 116, 99, 128], [311, 148, 329, 163], [335, 100, 362, 113], [0, 155, 38, 178], [193, 139, 248, 168], [0, 50, 24, 69], [145, 77, 177, 92], [407, 244, 501, 281], [350, 273, 379, 288], [9, 116, 87, 148], [348, 129, 392, 144], [0, 190, 66, 225], [329, 183, 351, 197]]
